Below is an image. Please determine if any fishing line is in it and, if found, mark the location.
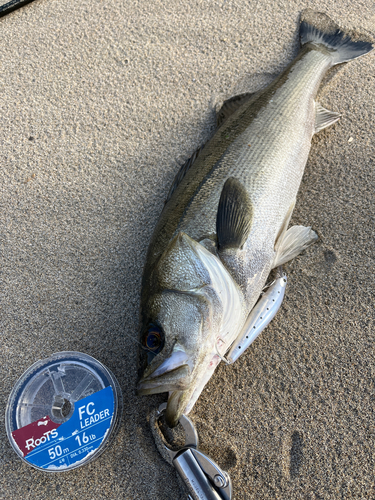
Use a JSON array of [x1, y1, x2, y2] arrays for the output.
[[2, 238, 154, 354]]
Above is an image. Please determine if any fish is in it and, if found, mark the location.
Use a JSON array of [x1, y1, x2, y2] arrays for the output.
[[137, 11, 373, 427]]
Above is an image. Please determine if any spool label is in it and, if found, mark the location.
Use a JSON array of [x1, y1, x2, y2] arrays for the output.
[[13, 386, 115, 470], [12, 416, 61, 458]]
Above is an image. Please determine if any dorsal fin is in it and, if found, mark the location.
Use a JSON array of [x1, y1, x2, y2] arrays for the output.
[[165, 88, 266, 205], [165, 143, 206, 204], [216, 93, 255, 128], [216, 177, 253, 251], [165, 87, 267, 205]]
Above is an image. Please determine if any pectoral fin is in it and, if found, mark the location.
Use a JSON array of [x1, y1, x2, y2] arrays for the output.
[[216, 177, 253, 251], [272, 225, 318, 268], [315, 102, 341, 133]]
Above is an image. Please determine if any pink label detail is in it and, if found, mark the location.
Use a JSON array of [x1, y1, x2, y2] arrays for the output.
[[12, 416, 61, 457]]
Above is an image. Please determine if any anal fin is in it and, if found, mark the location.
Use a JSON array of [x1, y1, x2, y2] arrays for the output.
[[274, 200, 295, 254], [272, 225, 318, 268], [315, 102, 341, 133], [216, 177, 253, 251]]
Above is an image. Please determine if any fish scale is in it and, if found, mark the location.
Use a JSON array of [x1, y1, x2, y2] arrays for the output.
[[159, 49, 330, 254], [138, 12, 373, 427]]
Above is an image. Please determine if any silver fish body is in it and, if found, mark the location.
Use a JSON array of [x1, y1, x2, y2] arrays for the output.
[[137, 12, 373, 426]]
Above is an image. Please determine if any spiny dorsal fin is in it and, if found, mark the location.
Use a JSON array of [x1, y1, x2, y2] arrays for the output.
[[315, 102, 340, 133], [216, 177, 253, 251], [216, 93, 255, 128], [165, 89, 266, 204], [165, 143, 206, 203]]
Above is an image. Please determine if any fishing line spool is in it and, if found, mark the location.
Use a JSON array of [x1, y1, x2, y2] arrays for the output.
[[5, 351, 123, 472]]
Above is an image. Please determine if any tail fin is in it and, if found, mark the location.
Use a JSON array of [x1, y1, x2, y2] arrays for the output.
[[299, 11, 373, 65]]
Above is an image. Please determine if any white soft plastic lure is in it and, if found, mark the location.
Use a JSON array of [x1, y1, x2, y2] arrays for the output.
[[227, 272, 287, 364]]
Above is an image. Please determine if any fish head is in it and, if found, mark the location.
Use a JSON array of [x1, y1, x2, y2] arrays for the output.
[[137, 232, 242, 427]]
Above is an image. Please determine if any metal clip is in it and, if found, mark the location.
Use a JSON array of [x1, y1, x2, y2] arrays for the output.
[[157, 403, 232, 500]]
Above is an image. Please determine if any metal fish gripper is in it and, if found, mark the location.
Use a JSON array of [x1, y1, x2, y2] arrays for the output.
[[155, 403, 232, 500]]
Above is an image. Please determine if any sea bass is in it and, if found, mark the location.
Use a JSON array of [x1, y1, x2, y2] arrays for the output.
[[137, 11, 373, 427]]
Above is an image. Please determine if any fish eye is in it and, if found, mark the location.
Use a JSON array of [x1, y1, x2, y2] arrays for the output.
[[145, 331, 161, 351], [142, 324, 164, 355]]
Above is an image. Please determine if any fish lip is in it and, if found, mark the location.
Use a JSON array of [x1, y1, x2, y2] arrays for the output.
[[140, 346, 191, 381], [148, 348, 190, 379], [137, 364, 191, 395]]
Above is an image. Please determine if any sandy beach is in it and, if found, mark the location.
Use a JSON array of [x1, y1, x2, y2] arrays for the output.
[[0, 1, 374, 498]]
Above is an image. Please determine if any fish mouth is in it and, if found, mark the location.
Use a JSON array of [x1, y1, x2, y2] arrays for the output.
[[137, 364, 191, 395], [138, 347, 217, 426], [137, 348, 193, 395]]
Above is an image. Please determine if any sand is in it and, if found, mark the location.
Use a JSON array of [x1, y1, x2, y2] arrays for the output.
[[0, 1, 374, 498]]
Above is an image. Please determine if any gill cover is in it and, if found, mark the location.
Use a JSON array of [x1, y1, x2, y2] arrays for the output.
[[151, 231, 212, 292]]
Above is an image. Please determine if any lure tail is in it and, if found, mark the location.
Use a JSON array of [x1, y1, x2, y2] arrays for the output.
[[300, 11, 373, 65]]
